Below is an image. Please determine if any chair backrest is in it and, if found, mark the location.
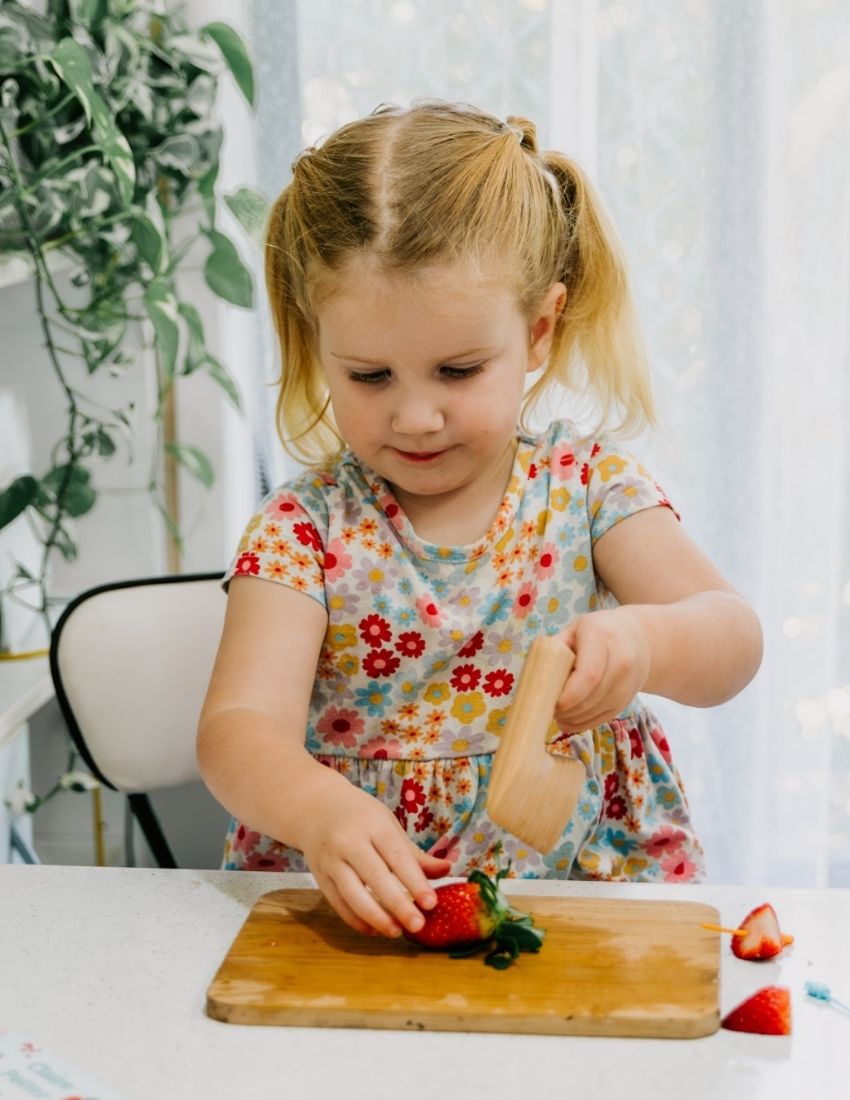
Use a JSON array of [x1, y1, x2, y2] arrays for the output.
[[50, 574, 226, 793]]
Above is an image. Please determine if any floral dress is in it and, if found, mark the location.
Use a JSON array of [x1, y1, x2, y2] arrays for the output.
[[221, 419, 705, 883]]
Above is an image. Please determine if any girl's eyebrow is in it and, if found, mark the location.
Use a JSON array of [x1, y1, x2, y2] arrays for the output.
[[331, 347, 494, 364]]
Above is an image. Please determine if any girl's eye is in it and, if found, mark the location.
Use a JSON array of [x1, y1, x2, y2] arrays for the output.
[[349, 370, 390, 384], [440, 362, 485, 379]]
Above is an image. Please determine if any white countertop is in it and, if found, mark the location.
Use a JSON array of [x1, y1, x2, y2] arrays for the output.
[[2, 866, 848, 1100]]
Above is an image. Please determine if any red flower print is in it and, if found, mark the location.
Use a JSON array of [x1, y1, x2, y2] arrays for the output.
[[293, 520, 322, 551], [416, 594, 442, 627], [651, 727, 672, 763], [661, 851, 699, 883], [483, 669, 515, 697], [234, 552, 260, 576], [359, 613, 392, 647], [363, 648, 400, 677], [458, 630, 484, 658], [450, 664, 481, 692], [590, 442, 602, 457], [395, 631, 426, 658], [232, 823, 262, 855], [604, 772, 619, 799], [323, 537, 352, 581], [430, 833, 461, 863], [243, 850, 290, 872], [395, 804, 407, 826], [646, 825, 687, 859], [551, 443, 578, 480], [265, 493, 306, 520], [580, 462, 590, 485], [513, 581, 538, 619], [399, 778, 426, 815], [534, 542, 560, 580], [414, 806, 435, 833], [606, 795, 627, 820], [628, 727, 644, 758], [316, 706, 364, 747], [528, 462, 539, 479]]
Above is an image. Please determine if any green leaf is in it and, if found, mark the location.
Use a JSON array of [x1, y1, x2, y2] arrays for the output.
[[164, 443, 214, 488], [201, 22, 255, 107], [82, 426, 116, 458], [68, 0, 100, 30], [142, 279, 180, 381], [152, 132, 202, 176], [203, 228, 254, 308], [41, 465, 96, 518], [49, 38, 135, 205], [0, 475, 38, 530], [131, 212, 165, 273], [53, 526, 78, 563], [197, 159, 219, 224], [204, 355, 242, 411], [224, 186, 269, 246]]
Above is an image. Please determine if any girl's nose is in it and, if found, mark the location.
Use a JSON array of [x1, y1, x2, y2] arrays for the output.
[[391, 395, 445, 436]]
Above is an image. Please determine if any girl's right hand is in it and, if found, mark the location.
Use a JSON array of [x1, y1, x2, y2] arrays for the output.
[[297, 781, 452, 938]]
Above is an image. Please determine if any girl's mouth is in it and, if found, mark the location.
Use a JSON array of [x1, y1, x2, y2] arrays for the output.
[[394, 449, 447, 463]]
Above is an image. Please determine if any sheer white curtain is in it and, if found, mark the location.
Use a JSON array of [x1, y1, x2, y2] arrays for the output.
[[247, 0, 850, 887]]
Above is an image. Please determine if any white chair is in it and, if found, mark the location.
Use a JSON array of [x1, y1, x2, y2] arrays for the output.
[[49, 573, 226, 867]]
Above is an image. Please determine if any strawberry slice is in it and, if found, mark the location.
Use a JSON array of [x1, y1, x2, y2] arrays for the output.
[[731, 903, 794, 961], [721, 986, 792, 1034], [703, 902, 794, 960]]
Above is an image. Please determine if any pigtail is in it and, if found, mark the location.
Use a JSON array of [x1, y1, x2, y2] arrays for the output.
[[529, 150, 657, 437]]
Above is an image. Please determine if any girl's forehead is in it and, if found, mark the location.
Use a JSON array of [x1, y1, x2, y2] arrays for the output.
[[317, 254, 517, 318]]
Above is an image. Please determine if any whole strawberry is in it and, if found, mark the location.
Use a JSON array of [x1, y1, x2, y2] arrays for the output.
[[403, 860, 545, 969]]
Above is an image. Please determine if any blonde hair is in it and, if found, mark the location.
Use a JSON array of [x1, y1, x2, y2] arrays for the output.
[[265, 101, 656, 466]]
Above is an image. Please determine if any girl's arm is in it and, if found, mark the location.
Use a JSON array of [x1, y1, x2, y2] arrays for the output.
[[196, 576, 449, 937], [553, 505, 763, 730]]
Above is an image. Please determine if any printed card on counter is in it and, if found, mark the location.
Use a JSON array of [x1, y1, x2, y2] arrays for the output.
[[0, 1030, 127, 1100]]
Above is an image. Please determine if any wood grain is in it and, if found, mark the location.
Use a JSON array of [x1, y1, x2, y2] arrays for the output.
[[487, 635, 585, 853], [207, 891, 721, 1038]]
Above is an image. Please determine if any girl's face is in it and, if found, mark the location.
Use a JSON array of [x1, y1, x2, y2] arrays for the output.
[[316, 258, 564, 534]]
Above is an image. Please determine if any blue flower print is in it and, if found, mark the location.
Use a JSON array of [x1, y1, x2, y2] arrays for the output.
[[398, 577, 413, 596], [606, 827, 639, 855], [354, 681, 393, 716], [484, 590, 512, 624]]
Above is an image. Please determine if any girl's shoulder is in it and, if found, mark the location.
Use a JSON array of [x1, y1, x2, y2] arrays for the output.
[[257, 451, 373, 520], [529, 418, 620, 461]]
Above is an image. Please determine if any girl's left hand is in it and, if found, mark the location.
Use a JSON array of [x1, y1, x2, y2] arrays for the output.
[[553, 608, 651, 731]]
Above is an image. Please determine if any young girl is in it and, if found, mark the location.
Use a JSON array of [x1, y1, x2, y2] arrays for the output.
[[197, 101, 762, 941]]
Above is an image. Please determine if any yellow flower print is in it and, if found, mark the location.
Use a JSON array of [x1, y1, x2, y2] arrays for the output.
[[578, 849, 601, 874], [536, 509, 550, 535], [551, 487, 571, 512], [399, 702, 419, 721], [590, 500, 602, 520], [597, 454, 627, 482], [367, 566, 385, 585], [497, 638, 513, 654], [425, 683, 450, 704], [263, 561, 288, 581], [359, 517, 379, 536], [327, 623, 357, 650], [452, 738, 469, 753], [251, 536, 268, 554], [265, 521, 281, 538], [377, 542, 394, 559], [495, 528, 513, 553], [336, 653, 359, 677], [548, 597, 559, 613], [245, 514, 261, 535], [623, 856, 649, 877], [486, 708, 508, 735], [555, 857, 570, 872], [573, 554, 588, 571], [450, 691, 486, 722]]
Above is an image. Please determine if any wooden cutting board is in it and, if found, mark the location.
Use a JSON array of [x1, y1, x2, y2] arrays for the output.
[[206, 890, 721, 1038]]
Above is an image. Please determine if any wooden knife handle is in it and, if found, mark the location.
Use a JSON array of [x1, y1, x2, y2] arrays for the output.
[[487, 635, 586, 854]]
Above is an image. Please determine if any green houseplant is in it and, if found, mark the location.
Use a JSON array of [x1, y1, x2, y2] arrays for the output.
[[0, 0, 268, 830], [0, 0, 267, 647]]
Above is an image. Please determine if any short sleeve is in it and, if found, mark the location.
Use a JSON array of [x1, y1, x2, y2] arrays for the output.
[[585, 440, 680, 545], [223, 484, 328, 610]]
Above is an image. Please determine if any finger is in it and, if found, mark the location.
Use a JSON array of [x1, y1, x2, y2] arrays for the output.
[[330, 861, 405, 938], [318, 874, 377, 937], [555, 637, 610, 717], [371, 835, 444, 924], [418, 851, 453, 883]]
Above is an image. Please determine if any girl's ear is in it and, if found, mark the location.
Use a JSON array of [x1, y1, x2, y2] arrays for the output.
[[527, 282, 567, 372]]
